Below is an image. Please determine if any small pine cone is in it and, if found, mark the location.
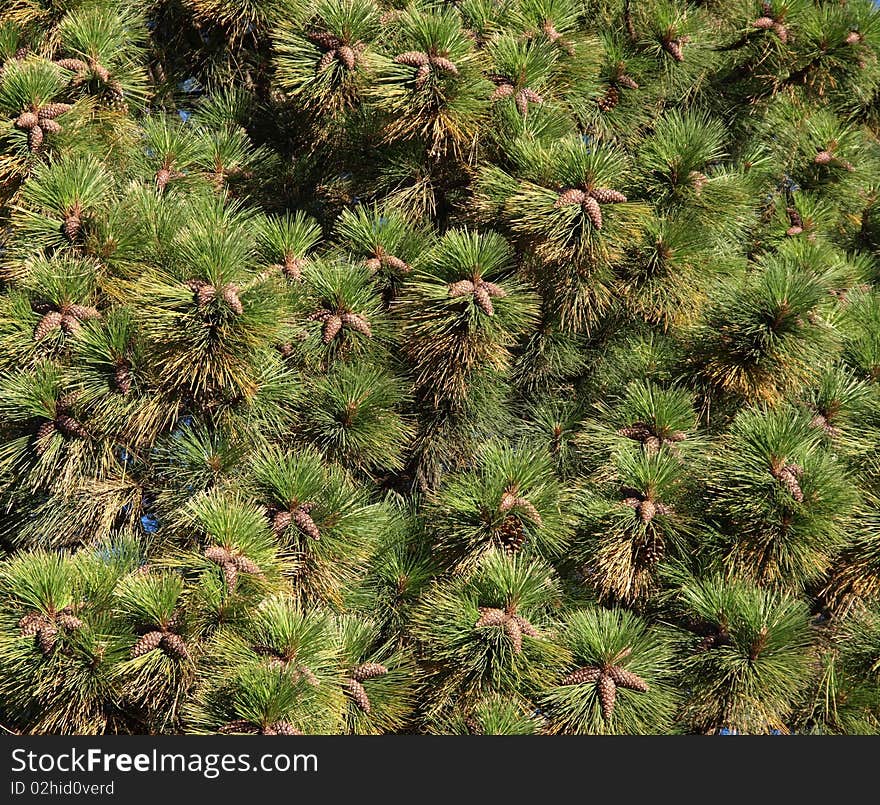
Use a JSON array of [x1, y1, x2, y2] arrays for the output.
[[161, 632, 189, 659], [232, 554, 262, 575], [475, 607, 508, 628], [219, 720, 260, 734], [448, 279, 475, 297], [114, 361, 132, 394], [131, 630, 164, 657], [590, 187, 627, 204], [598, 85, 619, 111], [308, 309, 331, 321], [415, 62, 431, 86], [473, 284, 494, 316], [395, 51, 430, 67], [561, 666, 602, 686], [665, 430, 687, 443], [40, 119, 61, 137], [513, 497, 543, 527], [515, 90, 529, 116], [269, 721, 302, 735], [14, 46, 30, 60], [491, 83, 515, 100], [499, 491, 517, 512], [786, 206, 803, 227], [555, 188, 586, 208], [345, 678, 372, 713], [55, 414, 87, 438], [338, 45, 356, 69], [777, 464, 804, 502], [834, 158, 855, 172], [753, 16, 775, 30], [298, 666, 320, 686], [221, 285, 243, 315], [480, 281, 506, 298], [503, 616, 523, 653], [382, 254, 410, 273], [15, 111, 38, 129], [89, 60, 110, 82], [292, 506, 321, 540], [28, 124, 44, 151], [322, 314, 343, 344], [663, 39, 684, 62], [597, 673, 617, 721], [38, 624, 58, 655], [272, 509, 292, 535], [352, 662, 388, 681], [38, 103, 72, 120], [19, 613, 47, 636], [308, 32, 342, 50], [63, 213, 81, 242], [34, 311, 64, 341], [772, 22, 788, 43], [618, 424, 653, 442], [846, 31, 863, 45], [582, 195, 603, 229], [429, 56, 458, 74], [281, 255, 304, 280], [617, 75, 639, 90], [364, 257, 382, 273], [317, 50, 336, 72], [67, 304, 99, 321], [814, 150, 833, 165], [56, 613, 84, 631], [196, 284, 216, 307], [786, 225, 803, 236], [520, 88, 543, 105], [156, 167, 171, 190], [341, 312, 372, 337], [56, 58, 88, 72], [644, 435, 661, 455], [35, 420, 56, 450], [223, 561, 238, 590], [607, 665, 649, 692], [638, 499, 657, 524], [514, 615, 539, 638], [205, 545, 232, 565]]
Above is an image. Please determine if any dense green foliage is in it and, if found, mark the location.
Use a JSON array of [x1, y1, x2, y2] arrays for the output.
[[1, 0, 880, 735]]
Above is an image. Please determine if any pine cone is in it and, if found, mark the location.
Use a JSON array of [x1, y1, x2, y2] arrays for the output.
[[395, 51, 430, 67], [607, 665, 649, 692], [322, 314, 343, 344], [582, 195, 603, 229], [638, 499, 657, 524], [63, 212, 81, 242], [473, 284, 494, 316], [19, 613, 47, 637], [598, 85, 619, 111], [753, 16, 775, 30], [846, 31, 864, 45], [205, 545, 232, 565], [475, 607, 507, 628], [352, 662, 388, 680], [499, 490, 517, 511], [382, 254, 410, 273], [590, 187, 627, 204], [40, 119, 61, 134], [232, 555, 261, 575], [814, 150, 833, 165], [223, 561, 238, 590], [786, 225, 803, 236], [219, 720, 260, 734], [617, 75, 639, 90], [555, 188, 587, 208], [28, 124, 43, 151], [156, 167, 171, 190], [415, 63, 431, 86], [317, 50, 336, 72], [56, 58, 88, 73], [338, 45, 356, 70], [114, 361, 132, 394], [491, 83, 515, 100], [38, 624, 58, 655], [292, 505, 320, 539], [56, 613, 85, 631], [341, 312, 372, 337], [55, 414, 87, 438], [281, 255, 304, 280], [663, 38, 685, 62], [513, 614, 539, 638], [499, 514, 526, 553], [448, 279, 475, 297], [131, 630, 164, 657], [513, 497, 543, 527], [34, 311, 64, 341], [480, 281, 506, 298], [772, 22, 788, 43], [15, 111, 38, 129], [272, 509, 292, 535], [597, 673, 617, 721], [38, 103, 72, 120], [221, 285, 243, 315], [161, 632, 189, 659], [561, 666, 602, 686], [776, 463, 804, 502], [430, 56, 458, 74], [89, 60, 110, 83], [35, 420, 56, 451], [67, 304, 99, 321], [269, 721, 302, 735], [364, 257, 382, 273], [345, 678, 372, 713], [298, 666, 320, 686], [503, 616, 523, 653], [308, 32, 342, 50]]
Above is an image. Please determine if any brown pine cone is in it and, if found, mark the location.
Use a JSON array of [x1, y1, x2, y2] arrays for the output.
[[38, 624, 59, 655], [67, 304, 99, 321], [814, 150, 833, 165], [617, 75, 639, 90], [598, 85, 619, 111], [753, 16, 775, 30], [499, 490, 517, 512], [56, 613, 85, 631], [345, 678, 372, 713], [34, 311, 64, 341], [491, 83, 515, 100], [472, 284, 494, 316], [846, 31, 864, 45], [219, 720, 260, 734], [338, 45, 356, 69], [663, 39, 685, 62], [131, 630, 164, 658], [232, 555, 262, 575], [39, 120, 61, 139], [272, 509, 292, 535], [448, 279, 475, 297], [607, 665, 650, 692], [19, 613, 48, 637], [223, 561, 238, 590], [89, 60, 110, 83], [114, 361, 132, 394], [156, 167, 172, 190], [38, 103, 72, 120], [555, 188, 587, 208], [352, 662, 388, 680], [480, 281, 506, 298], [582, 195, 603, 229], [205, 545, 232, 565], [638, 499, 657, 524], [15, 111, 38, 129], [55, 414, 87, 438], [281, 255, 304, 280], [220, 285, 243, 315], [161, 632, 189, 659], [269, 721, 302, 735], [382, 254, 410, 273], [597, 673, 617, 721], [341, 312, 372, 337], [513, 614, 539, 638], [503, 616, 523, 653], [395, 51, 430, 67], [322, 314, 343, 343], [589, 187, 627, 204], [429, 56, 458, 74], [561, 666, 602, 686], [475, 607, 508, 628], [513, 497, 543, 527], [56, 58, 88, 73], [317, 50, 336, 72], [28, 124, 43, 151], [308, 32, 343, 50], [292, 505, 321, 539], [772, 22, 788, 43], [415, 63, 431, 86]]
